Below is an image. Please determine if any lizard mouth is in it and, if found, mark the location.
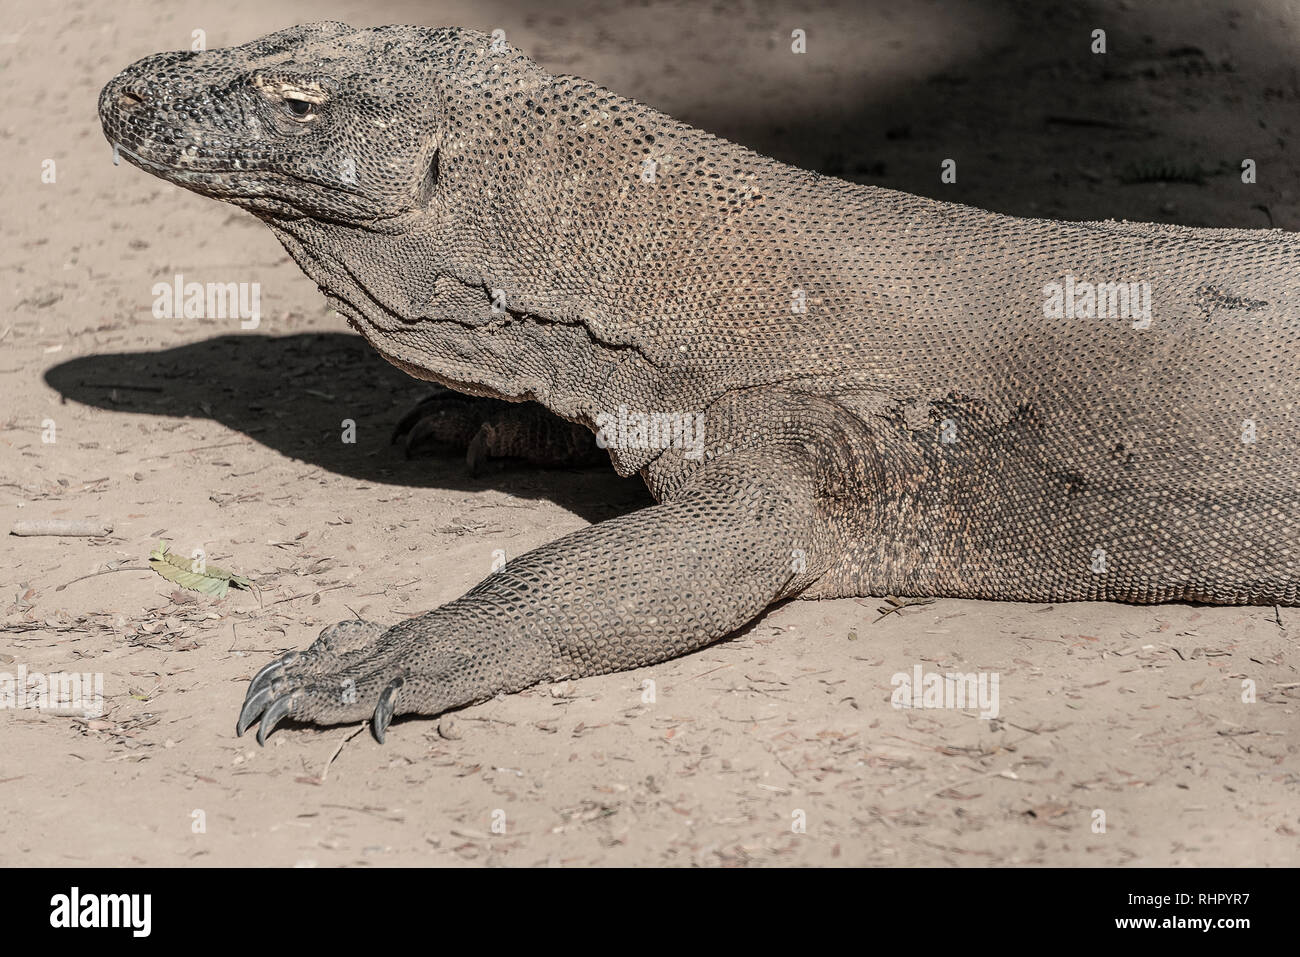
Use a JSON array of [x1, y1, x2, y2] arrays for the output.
[[107, 141, 374, 223], [103, 131, 299, 215], [99, 75, 260, 180], [99, 76, 385, 223], [110, 140, 229, 183]]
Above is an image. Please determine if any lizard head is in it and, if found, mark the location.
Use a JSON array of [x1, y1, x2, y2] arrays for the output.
[[98, 23, 768, 421], [98, 21, 456, 223], [97, 22, 660, 414]]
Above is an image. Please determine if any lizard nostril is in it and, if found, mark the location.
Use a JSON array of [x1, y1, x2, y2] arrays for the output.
[[117, 89, 145, 110]]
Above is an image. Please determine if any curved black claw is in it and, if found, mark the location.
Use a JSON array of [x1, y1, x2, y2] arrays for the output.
[[465, 423, 493, 477], [390, 388, 455, 448], [372, 677, 405, 744], [247, 658, 285, 691], [235, 653, 297, 736], [236, 682, 277, 737], [256, 694, 295, 746], [390, 402, 426, 446]]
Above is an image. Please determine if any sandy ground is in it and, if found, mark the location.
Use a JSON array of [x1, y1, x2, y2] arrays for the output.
[[2, 0, 1298, 866]]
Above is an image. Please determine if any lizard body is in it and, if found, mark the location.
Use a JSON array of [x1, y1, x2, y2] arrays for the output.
[[98, 23, 1299, 741]]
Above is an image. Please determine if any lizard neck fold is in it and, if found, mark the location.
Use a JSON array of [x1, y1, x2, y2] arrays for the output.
[[267, 215, 679, 478]]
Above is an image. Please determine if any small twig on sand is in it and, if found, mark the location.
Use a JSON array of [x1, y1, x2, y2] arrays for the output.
[[873, 596, 937, 623], [55, 565, 150, 592], [11, 519, 113, 537], [321, 724, 368, 781], [268, 583, 350, 606]]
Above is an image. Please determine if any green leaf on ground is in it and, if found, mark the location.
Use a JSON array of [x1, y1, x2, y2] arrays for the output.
[[148, 541, 252, 598]]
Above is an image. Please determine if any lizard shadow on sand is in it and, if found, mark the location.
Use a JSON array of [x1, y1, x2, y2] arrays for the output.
[[43, 332, 652, 526]]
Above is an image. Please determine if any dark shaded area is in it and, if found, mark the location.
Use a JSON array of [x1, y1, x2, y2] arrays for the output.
[[453, 0, 1296, 229], [765, 2, 1284, 229], [43, 333, 650, 523]]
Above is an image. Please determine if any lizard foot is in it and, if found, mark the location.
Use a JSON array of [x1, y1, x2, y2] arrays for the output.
[[391, 386, 509, 462], [391, 387, 602, 474], [236, 618, 412, 744]]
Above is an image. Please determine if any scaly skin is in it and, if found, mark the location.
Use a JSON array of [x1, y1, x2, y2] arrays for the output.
[[98, 23, 1299, 743]]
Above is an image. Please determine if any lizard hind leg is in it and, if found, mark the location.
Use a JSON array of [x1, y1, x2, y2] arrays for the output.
[[391, 386, 603, 474]]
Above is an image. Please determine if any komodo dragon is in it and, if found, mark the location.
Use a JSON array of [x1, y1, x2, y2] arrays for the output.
[[98, 23, 1299, 744]]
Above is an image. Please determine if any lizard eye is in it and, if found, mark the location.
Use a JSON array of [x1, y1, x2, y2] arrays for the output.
[[282, 94, 315, 119]]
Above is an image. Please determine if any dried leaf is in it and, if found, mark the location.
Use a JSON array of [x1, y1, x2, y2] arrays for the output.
[[148, 541, 252, 598]]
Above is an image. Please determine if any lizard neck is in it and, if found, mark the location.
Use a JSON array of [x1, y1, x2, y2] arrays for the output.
[[267, 215, 676, 477]]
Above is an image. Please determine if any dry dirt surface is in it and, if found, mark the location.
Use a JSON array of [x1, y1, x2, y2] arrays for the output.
[[2, 0, 1298, 866]]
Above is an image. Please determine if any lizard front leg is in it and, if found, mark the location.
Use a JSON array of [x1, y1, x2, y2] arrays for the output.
[[236, 445, 826, 743]]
